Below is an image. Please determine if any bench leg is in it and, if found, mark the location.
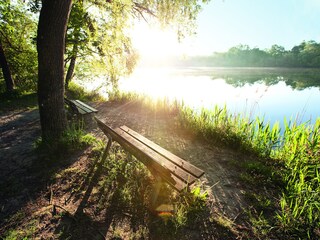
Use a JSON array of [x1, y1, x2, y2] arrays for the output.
[[151, 174, 163, 207], [101, 137, 113, 162]]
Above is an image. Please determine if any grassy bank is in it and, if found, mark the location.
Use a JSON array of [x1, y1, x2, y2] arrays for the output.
[[180, 103, 320, 237], [111, 91, 320, 238]]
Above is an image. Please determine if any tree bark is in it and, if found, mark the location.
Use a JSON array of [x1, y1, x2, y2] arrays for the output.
[[37, 0, 72, 142], [0, 41, 15, 92]]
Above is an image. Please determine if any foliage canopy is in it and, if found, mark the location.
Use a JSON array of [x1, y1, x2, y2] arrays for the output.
[[0, 0, 37, 92], [181, 41, 320, 68]]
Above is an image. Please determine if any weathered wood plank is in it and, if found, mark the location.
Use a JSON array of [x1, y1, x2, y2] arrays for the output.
[[120, 125, 204, 178], [114, 128, 197, 184], [65, 98, 98, 115], [72, 101, 90, 113], [74, 100, 98, 113], [72, 101, 87, 114]]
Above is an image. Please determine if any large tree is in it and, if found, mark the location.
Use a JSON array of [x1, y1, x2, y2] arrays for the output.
[[37, 0, 72, 142]]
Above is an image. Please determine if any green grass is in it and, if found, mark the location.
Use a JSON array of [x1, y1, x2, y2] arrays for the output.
[[274, 119, 320, 237], [0, 81, 104, 114], [66, 81, 105, 102], [34, 123, 98, 159], [3, 220, 39, 240], [3, 211, 39, 240], [181, 107, 319, 238], [0, 90, 38, 113], [178, 105, 282, 156], [110, 91, 320, 238]]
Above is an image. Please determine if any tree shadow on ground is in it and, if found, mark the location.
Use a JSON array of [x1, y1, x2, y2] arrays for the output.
[[0, 103, 256, 239], [0, 108, 93, 235], [54, 144, 238, 239]]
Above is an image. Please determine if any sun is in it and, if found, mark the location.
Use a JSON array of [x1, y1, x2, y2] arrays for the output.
[[130, 22, 187, 61]]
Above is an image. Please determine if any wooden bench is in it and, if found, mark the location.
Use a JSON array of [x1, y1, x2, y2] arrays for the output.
[[64, 98, 98, 117], [95, 117, 205, 205]]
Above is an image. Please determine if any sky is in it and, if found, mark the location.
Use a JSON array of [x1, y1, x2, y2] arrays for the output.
[[131, 0, 320, 57]]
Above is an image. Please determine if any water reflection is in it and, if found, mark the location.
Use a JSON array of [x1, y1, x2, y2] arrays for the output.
[[210, 68, 320, 90], [119, 67, 320, 126]]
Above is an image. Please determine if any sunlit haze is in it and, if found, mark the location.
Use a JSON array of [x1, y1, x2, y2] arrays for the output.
[[131, 0, 320, 62], [118, 68, 320, 126], [131, 24, 185, 57]]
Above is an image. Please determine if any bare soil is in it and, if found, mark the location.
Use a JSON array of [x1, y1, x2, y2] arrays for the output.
[[0, 100, 265, 239]]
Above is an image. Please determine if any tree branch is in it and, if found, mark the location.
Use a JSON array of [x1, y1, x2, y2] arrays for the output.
[[0, 29, 28, 54], [133, 2, 157, 21]]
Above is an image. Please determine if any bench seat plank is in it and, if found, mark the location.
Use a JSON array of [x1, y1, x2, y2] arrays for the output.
[[74, 100, 98, 113], [72, 102, 87, 114], [114, 128, 197, 184], [64, 98, 98, 115], [120, 125, 204, 178]]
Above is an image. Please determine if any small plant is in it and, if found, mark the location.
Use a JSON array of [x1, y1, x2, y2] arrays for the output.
[[189, 186, 209, 209], [173, 205, 188, 228], [248, 210, 272, 238], [108, 90, 142, 102], [97, 144, 152, 211], [171, 185, 208, 228], [34, 123, 98, 158]]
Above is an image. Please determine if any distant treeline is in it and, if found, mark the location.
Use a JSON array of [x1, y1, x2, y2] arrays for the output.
[[181, 41, 320, 68]]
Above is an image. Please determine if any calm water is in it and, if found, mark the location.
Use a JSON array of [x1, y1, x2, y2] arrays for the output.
[[120, 67, 320, 127]]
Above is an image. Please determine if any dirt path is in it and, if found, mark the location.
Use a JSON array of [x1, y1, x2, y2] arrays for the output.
[[0, 101, 252, 239], [94, 101, 247, 219], [0, 109, 40, 179]]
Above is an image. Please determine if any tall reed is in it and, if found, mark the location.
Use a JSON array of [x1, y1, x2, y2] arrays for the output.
[[179, 105, 319, 236], [274, 119, 320, 235]]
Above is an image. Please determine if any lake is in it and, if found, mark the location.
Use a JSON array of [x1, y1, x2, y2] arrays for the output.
[[119, 67, 320, 127]]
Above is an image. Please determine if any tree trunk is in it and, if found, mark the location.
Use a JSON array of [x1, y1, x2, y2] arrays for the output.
[[0, 41, 15, 92], [65, 50, 77, 89], [65, 23, 80, 89], [37, 0, 72, 142]]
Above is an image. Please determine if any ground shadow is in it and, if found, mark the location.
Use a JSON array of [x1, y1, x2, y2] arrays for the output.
[[0, 108, 91, 234], [53, 142, 238, 239]]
